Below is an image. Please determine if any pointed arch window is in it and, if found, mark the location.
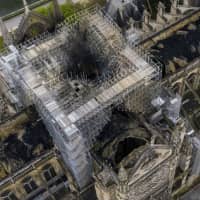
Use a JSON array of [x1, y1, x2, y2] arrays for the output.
[[42, 164, 57, 181], [23, 176, 38, 194], [1, 190, 18, 200]]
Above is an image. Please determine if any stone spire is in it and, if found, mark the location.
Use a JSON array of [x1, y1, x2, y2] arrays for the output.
[[116, 165, 129, 200], [170, 0, 180, 15], [52, 0, 63, 22], [158, 1, 166, 17], [22, 0, 30, 15], [142, 10, 153, 32], [156, 1, 167, 24], [0, 17, 12, 46], [144, 10, 151, 25], [118, 165, 128, 182]]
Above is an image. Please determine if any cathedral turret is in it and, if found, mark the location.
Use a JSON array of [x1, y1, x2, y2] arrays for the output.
[[156, 1, 168, 24], [22, 0, 30, 15], [170, 0, 180, 15], [142, 10, 153, 32], [116, 166, 129, 200], [118, 165, 128, 182]]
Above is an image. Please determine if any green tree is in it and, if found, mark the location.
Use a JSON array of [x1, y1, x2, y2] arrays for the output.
[[35, 3, 54, 17], [35, 6, 49, 17], [61, 2, 76, 19]]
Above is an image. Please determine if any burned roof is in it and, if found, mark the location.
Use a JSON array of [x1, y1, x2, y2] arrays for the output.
[[151, 19, 200, 76], [93, 110, 152, 171], [0, 108, 53, 179]]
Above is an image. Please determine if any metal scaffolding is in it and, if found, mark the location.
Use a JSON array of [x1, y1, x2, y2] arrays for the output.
[[0, 4, 161, 189]]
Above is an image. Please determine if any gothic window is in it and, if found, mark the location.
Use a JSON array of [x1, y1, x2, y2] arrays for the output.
[[42, 164, 57, 182], [187, 73, 196, 85], [1, 190, 18, 200], [23, 176, 38, 194], [172, 82, 181, 94]]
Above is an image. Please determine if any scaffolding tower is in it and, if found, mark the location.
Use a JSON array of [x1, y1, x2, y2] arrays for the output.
[[0, 5, 161, 189]]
